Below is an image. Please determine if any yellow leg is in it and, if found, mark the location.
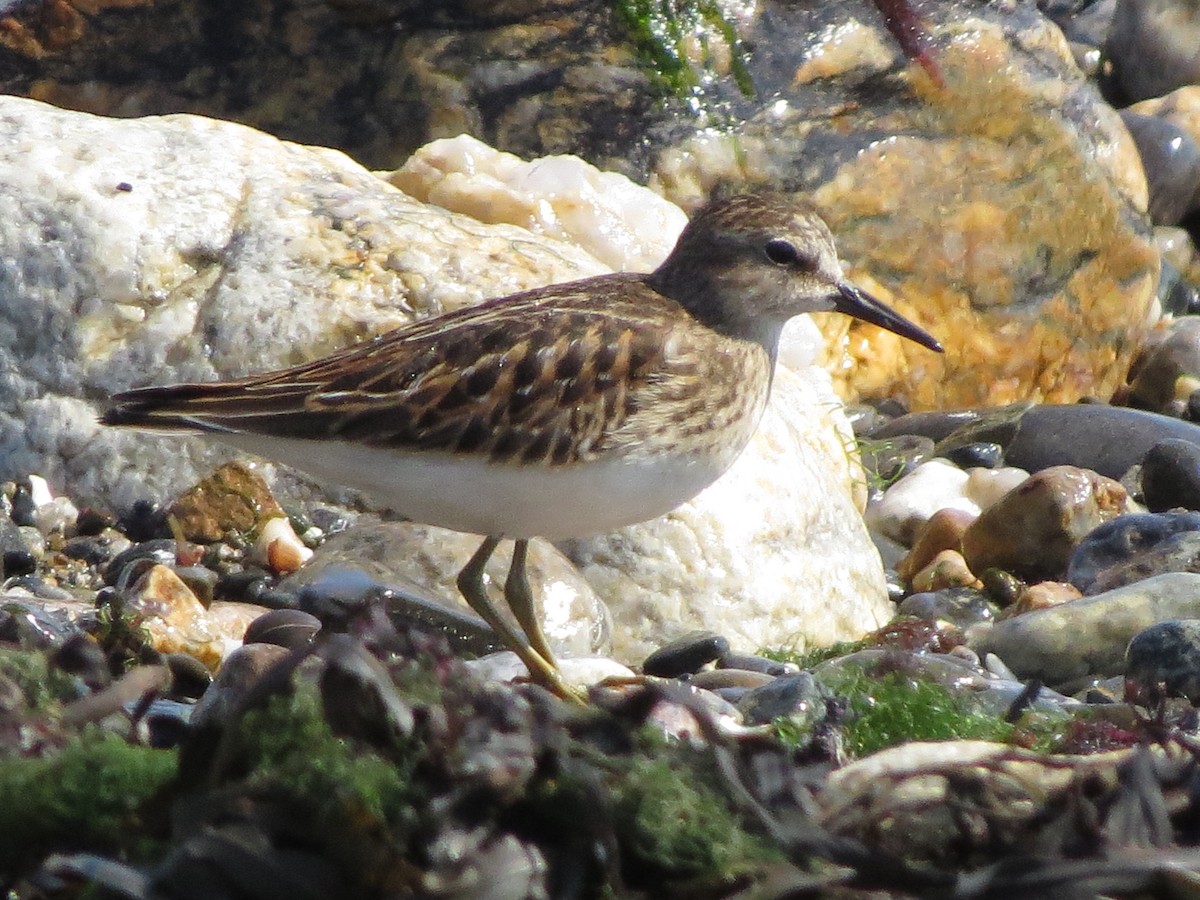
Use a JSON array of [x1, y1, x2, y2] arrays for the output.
[[504, 539, 559, 671], [456, 536, 581, 703]]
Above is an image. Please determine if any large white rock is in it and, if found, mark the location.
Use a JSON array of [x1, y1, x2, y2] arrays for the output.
[[0, 97, 611, 509], [0, 97, 893, 658]]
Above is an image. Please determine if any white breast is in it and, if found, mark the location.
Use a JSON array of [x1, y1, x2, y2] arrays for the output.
[[216, 433, 731, 540]]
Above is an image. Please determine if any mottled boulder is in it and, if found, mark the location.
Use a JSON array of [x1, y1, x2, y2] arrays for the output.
[[0, 0, 1160, 408]]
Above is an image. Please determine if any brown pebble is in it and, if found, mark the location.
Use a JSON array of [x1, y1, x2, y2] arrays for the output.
[[168, 461, 286, 543], [961, 465, 1128, 581], [910, 548, 982, 593], [1000, 580, 1083, 618], [898, 507, 976, 582]]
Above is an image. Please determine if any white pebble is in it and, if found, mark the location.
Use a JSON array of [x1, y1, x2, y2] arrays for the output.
[[465, 651, 634, 688], [865, 459, 975, 545], [253, 516, 313, 575], [867, 460, 1032, 546], [26, 474, 54, 508], [965, 466, 1030, 510]]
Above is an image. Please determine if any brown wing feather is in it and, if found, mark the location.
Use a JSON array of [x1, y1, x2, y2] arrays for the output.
[[104, 274, 677, 466]]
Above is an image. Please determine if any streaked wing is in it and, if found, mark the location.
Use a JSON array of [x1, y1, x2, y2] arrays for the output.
[[104, 274, 675, 466]]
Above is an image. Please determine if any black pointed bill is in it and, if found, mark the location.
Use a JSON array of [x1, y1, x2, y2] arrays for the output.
[[834, 281, 942, 352]]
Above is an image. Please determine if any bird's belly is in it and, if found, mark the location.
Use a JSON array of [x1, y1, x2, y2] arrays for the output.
[[217, 434, 728, 540]]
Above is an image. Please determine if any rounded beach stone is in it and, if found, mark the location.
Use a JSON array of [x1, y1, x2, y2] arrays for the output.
[[1125, 619, 1200, 704], [960, 466, 1128, 582], [1108, 0, 1200, 103], [969, 572, 1200, 683], [717, 653, 799, 677], [1118, 111, 1200, 225], [942, 442, 1004, 470], [189, 642, 291, 729], [1077, 530, 1200, 596], [1004, 581, 1083, 617], [909, 549, 981, 593], [1067, 511, 1200, 592], [166, 461, 285, 543], [1141, 438, 1200, 512], [865, 459, 973, 546], [243, 608, 322, 650], [1126, 318, 1200, 413], [1003, 403, 1200, 478], [641, 631, 729, 678], [898, 588, 995, 629], [736, 672, 831, 727], [897, 507, 977, 582], [283, 519, 610, 660], [464, 652, 633, 690]]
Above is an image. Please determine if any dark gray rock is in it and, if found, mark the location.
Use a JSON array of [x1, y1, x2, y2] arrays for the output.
[[1125, 619, 1200, 704], [1067, 512, 1200, 592], [1108, 0, 1200, 102], [243, 608, 322, 650], [293, 563, 503, 656], [1004, 404, 1200, 478], [1141, 438, 1200, 512], [869, 407, 1017, 444], [1119, 111, 1200, 225], [1078, 530, 1200, 595], [717, 652, 800, 677], [873, 403, 1200, 480], [942, 441, 1004, 469], [736, 672, 831, 727], [643, 631, 730, 678]]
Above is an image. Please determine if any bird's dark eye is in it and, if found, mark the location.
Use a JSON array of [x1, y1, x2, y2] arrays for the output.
[[764, 238, 818, 270]]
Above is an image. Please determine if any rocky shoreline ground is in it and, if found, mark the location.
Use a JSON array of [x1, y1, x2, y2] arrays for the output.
[[12, 394, 1200, 894]]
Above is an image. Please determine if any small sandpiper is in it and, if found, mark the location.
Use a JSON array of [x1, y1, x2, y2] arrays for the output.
[[103, 193, 941, 700]]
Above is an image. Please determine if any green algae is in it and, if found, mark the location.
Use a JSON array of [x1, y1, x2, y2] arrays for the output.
[[837, 672, 1016, 757], [0, 646, 80, 715], [614, 0, 753, 98], [614, 751, 781, 879], [762, 640, 869, 672], [226, 684, 419, 830], [0, 731, 175, 878], [772, 669, 1016, 757]]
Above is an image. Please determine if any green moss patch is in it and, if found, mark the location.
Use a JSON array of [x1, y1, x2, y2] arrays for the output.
[[614, 0, 753, 97], [0, 646, 80, 715], [225, 684, 419, 830], [0, 731, 175, 879], [614, 751, 780, 880]]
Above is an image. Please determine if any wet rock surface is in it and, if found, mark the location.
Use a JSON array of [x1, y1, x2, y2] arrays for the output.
[[969, 572, 1200, 685], [1125, 618, 1200, 705], [959, 466, 1129, 582], [1068, 512, 1200, 592]]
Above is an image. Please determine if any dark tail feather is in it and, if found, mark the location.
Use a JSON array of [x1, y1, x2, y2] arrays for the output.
[[101, 384, 239, 432], [101, 380, 324, 436]]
